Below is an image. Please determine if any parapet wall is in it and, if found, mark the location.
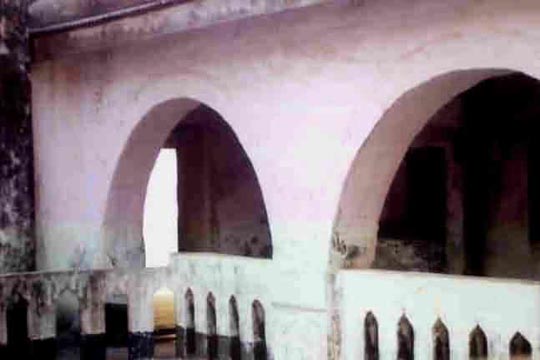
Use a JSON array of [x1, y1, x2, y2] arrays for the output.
[[0, 253, 275, 359], [336, 270, 540, 359]]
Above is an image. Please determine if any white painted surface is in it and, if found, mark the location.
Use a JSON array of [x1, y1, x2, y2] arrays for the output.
[[337, 270, 540, 360]]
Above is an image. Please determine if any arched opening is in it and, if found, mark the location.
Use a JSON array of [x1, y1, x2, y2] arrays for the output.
[[184, 289, 196, 356], [104, 293, 129, 358], [6, 295, 29, 357], [55, 290, 81, 359], [252, 300, 267, 360], [364, 311, 378, 360], [375, 72, 540, 276], [229, 296, 241, 360], [432, 319, 449, 360], [397, 315, 414, 360], [510, 332, 532, 359], [104, 99, 272, 268], [333, 69, 540, 279], [153, 288, 176, 358], [469, 325, 488, 359], [207, 293, 217, 359]]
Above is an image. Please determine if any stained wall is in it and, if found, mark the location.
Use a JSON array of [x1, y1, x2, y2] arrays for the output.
[[0, 0, 36, 272], [30, 0, 540, 356]]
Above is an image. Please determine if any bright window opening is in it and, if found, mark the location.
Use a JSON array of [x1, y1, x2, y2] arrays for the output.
[[143, 149, 178, 267]]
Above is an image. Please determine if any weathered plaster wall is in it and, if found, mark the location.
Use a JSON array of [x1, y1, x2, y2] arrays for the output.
[[30, 0, 540, 356], [0, 0, 36, 272]]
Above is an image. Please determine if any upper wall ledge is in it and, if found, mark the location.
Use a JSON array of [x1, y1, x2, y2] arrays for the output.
[[29, 0, 328, 59], [28, 0, 195, 34]]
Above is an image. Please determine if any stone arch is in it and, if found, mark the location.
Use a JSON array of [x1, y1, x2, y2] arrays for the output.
[[102, 98, 273, 268], [364, 311, 378, 360], [229, 296, 241, 360], [469, 325, 488, 359], [330, 68, 537, 270]]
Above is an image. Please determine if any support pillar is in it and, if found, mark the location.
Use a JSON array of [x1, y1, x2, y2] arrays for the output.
[[80, 274, 106, 360], [28, 290, 56, 360], [0, 0, 36, 273], [127, 277, 154, 359]]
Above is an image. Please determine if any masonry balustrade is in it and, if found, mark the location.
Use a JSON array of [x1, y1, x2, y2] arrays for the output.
[[0, 252, 272, 359], [336, 269, 540, 360]]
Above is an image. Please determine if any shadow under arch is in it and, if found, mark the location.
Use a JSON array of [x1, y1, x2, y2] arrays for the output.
[[329, 68, 528, 270], [102, 97, 272, 268]]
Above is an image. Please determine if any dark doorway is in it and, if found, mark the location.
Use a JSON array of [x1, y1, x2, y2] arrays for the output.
[[105, 301, 129, 346], [7, 297, 30, 357]]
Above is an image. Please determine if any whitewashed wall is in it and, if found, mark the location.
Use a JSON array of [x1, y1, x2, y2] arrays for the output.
[[337, 270, 540, 360], [170, 253, 272, 344], [30, 0, 540, 357]]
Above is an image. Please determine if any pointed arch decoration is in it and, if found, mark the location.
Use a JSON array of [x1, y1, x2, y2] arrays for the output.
[[432, 318, 449, 360], [184, 288, 196, 355], [229, 296, 241, 360], [397, 315, 414, 360], [469, 325, 488, 359], [207, 292, 217, 359], [252, 300, 267, 360], [510, 332, 532, 358], [364, 311, 379, 360]]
